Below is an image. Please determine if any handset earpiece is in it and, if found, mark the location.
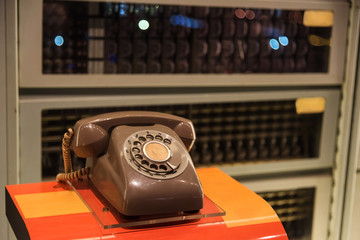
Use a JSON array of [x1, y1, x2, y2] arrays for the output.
[[173, 122, 195, 151], [72, 123, 109, 158], [57, 123, 109, 182]]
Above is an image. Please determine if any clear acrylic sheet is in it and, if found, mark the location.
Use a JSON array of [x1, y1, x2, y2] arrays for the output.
[[67, 179, 225, 230]]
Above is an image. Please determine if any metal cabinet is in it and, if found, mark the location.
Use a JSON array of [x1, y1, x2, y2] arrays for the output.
[[5, 0, 356, 239]]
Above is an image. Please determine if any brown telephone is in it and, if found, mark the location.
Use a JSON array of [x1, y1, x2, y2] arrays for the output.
[[56, 111, 203, 216]]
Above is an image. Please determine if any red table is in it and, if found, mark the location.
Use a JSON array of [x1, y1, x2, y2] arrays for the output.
[[6, 168, 287, 240]]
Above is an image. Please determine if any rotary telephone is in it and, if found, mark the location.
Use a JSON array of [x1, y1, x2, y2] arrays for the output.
[[56, 111, 203, 216]]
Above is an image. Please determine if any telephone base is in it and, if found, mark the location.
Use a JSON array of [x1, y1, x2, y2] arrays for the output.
[[67, 177, 225, 230]]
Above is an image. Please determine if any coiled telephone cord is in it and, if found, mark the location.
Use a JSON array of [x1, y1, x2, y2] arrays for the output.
[[56, 167, 89, 182], [62, 128, 74, 173], [56, 128, 90, 182]]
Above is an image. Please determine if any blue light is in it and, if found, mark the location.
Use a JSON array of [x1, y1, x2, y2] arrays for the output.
[[185, 18, 192, 28], [119, 3, 127, 16], [108, 54, 118, 63], [138, 19, 149, 30], [275, 10, 282, 18], [278, 36, 289, 46], [170, 14, 205, 29], [170, 15, 180, 25], [119, 9, 126, 16], [54, 35, 64, 46], [270, 39, 280, 50]]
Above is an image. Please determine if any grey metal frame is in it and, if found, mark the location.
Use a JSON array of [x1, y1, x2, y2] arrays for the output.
[[18, 0, 349, 88], [340, 72, 360, 239], [0, 1, 8, 239], [19, 89, 340, 183], [346, 173, 360, 240], [1, 0, 19, 239], [327, 0, 360, 239], [339, 1, 360, 238]]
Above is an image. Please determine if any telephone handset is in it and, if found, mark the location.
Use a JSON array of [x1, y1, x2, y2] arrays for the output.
[[57, 111, 203, 216]]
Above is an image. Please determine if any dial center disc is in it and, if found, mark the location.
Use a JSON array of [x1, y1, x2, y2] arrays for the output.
[[143, 141, 171, 162]]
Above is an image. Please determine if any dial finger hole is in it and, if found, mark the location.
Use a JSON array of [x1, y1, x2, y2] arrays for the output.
[[159, 165, 167, 171], [133, 141, 141, 147], [150, 164, 158, 170], [132, 147, 140, 154], [146, 134, 154, 140], [141, 160, 149, 166], [138, 136, 146, 142], [164, 139, 171, 145], [135, 154, 143, 160], [155, 135, 163, 141]]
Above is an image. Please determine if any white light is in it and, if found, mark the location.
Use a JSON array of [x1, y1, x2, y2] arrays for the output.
[[138, 19, 149, 30]]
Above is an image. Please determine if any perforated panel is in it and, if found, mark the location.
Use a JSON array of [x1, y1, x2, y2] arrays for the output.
[[41, 100, 322, 177], [258, 188, 315, 240], [42, 1, 332, 74]]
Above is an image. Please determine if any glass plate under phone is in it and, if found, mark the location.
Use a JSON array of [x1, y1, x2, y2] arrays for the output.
[[67, 179, 225, 230]]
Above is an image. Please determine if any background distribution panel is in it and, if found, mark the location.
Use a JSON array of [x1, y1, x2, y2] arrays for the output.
[[41, 1, 332, 75], [41, 99, 323, 177], [258, 188, 315, 239], [19, 89, 339, 183], [18, 0, 349, 87], [241, 174, 332, 240]]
